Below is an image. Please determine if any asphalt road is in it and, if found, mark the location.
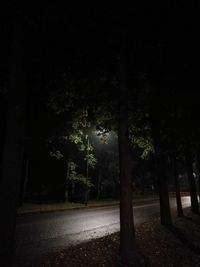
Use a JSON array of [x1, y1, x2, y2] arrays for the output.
[[14, 196, 191, 262]]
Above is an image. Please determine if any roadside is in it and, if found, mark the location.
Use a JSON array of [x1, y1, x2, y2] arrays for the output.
[[17, 195, 159, 215], [15, 207, 200, 267]]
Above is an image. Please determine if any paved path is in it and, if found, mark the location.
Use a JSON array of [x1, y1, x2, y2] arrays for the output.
[[14, 196, 191, 261]]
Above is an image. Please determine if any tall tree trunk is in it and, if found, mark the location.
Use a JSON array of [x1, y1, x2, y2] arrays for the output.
[[156, 156, 172, 227], [96, 147, 102, 200], [19, 158, 29, 207], [171, 155, 183, 217], [97, 169, 101, 200], [118, 48, 139, 266], [0, 17, 27, 266], [118, 107, 137, 264], [195, 148, 200, 200], [65, 160, 70, 202], [151, 125, 172, 228], [185, 145, 199, 214]]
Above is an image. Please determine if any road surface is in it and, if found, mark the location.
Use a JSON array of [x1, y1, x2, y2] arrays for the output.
[[14, 196, 191, 262]]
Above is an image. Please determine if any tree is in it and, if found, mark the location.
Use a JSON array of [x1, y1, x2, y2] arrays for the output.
[[195, 147, 200, 199], [171, 154, 183, 217], [185, 141, 199, 214], [116, 26, 141, 262], [0, 10, 27, 266], [149, 89, 173, 228], [47, 110, 97, 203]]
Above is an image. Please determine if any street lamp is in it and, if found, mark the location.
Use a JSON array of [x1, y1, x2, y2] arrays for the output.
[[94, 130, 111, 200]]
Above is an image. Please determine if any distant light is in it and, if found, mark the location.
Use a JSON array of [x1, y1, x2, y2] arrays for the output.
[[94, 130, 111, 144]]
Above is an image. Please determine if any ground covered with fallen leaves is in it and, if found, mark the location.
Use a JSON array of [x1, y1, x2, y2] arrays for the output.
[[16, 211, 200, 267]]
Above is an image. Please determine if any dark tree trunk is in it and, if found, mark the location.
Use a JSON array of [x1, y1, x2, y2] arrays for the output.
[[65, 160, 70, 202], [195, 149, 200, 200], [171, 155, 183, 217], [151, 124, 172, 228], [96, 169, 101, 200], [156, 156, 172, 227], [185, 146, 199, 214], [118, 107, 136, 264], [118, 47, 139, 266], [19, 158, 29, 207], [0, 18, 27, 266]]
